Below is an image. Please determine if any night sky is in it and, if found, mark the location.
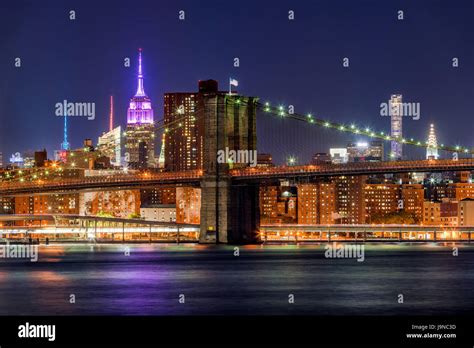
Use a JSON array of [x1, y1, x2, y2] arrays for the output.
[[1, 0, 473, 165]]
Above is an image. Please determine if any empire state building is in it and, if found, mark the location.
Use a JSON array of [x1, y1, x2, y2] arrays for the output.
[[125, 48, 156, 168]]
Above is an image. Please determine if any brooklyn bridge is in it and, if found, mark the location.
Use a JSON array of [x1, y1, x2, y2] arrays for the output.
[[1, 94, 474, 244]]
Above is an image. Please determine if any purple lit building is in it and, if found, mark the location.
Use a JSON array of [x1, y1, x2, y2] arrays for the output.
[[127, 49, 154, 124], [125, 49, 156, 168]]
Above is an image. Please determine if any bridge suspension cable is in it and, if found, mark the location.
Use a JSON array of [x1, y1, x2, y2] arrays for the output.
[[144, 96, 471, 157], [255, 101, 472, 156]]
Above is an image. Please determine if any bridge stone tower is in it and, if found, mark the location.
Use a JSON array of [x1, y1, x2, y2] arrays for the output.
[[199, 92, 259, 243]]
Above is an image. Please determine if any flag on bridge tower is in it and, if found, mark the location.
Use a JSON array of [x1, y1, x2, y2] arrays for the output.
[[229, 78, 238, 95]]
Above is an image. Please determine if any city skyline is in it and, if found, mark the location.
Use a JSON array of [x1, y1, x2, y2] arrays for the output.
[[1, 0, 473, 163], [1, 2, 474, 344]]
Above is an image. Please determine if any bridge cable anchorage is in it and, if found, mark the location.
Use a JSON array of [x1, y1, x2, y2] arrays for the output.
[[258, 101, 474, 155]]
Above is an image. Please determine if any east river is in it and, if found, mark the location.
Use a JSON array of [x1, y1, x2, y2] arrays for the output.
[[0, 243, 473, 315]]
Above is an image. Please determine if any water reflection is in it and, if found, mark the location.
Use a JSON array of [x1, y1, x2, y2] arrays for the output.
[[0, 243, 473, 315]]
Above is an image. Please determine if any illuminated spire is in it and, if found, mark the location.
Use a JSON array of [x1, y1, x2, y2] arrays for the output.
[[135, 48, 146, 97], [109, 95, 114, 131], [61, 109, 70, 150], [426, 123, 439, 159], [127, 48, 154, 124], [158, 133, 165, 168]]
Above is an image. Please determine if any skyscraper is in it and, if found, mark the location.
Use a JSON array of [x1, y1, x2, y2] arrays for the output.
[[138, 141, 149, 169], [125, 49, 156, 168], [163, 80, 220, 172], [163, 91, 202, 171], [390, 94, 403, 160], [426, 123, 439, 159], [98, 126, 122, 166], [164, 79, 257, 174]]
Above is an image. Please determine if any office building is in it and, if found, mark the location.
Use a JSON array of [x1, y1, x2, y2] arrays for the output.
[[347, 141, 383, 162], [34, 149, 47, 167], [329, 148, 348, 164], [97, 126, 122, 166], [311, 152, 331, 165]]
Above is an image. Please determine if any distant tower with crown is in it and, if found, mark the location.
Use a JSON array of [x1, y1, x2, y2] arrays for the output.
[[125, 48, 156, 168], [426, 123, 439, 159]]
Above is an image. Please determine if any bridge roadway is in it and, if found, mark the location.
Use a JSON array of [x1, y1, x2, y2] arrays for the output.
[[1, 159, 474, 195], [0, 170, 203, 196], [230, 158, 474, 182]]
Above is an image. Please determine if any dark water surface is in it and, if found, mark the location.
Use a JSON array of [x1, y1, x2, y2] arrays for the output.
[[0, 243, 473, 315]]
